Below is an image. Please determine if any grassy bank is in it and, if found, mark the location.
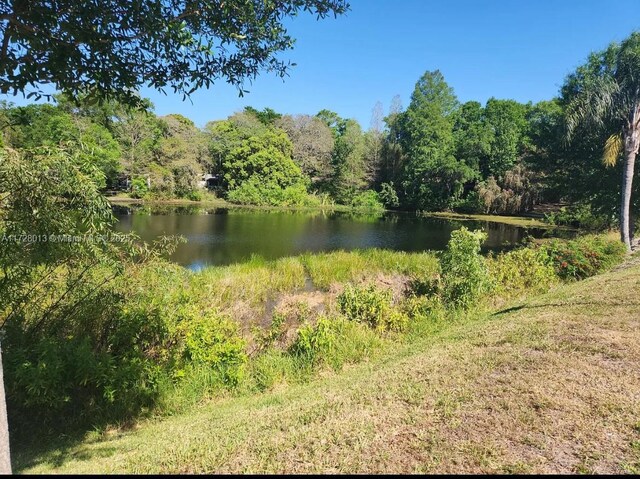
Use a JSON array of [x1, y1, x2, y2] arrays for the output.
[[108, 193, 230, 208], [14, 251, 640, 473], [422, 211, 556, 229], [107, 193, 355, 213]]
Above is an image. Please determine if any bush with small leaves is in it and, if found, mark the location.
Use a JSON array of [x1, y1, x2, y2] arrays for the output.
[[488, 246, 558, 297], [440, 227, 491, 308], [289, 317, 335, 362], [177, 309, 247, 387], [130, 177, 149, 198], [337, 284, 408, 332], [542, 235, 626, 281], [350, 190, 385, 212]]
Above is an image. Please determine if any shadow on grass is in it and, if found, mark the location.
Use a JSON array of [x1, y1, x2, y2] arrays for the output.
[[492, 300, 640, 317], [10, 409, 147, 472]]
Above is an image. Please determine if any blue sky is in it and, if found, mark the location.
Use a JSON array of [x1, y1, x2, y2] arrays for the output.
[[6, 0, 640, 128]]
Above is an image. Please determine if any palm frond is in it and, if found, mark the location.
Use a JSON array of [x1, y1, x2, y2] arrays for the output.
[[603, 132, 623, 167], [565, 76, 620, 143]]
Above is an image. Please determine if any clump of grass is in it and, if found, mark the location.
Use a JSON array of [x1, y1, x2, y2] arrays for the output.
[[300, 251, 369, 289], [193, 255, 306, 307], [301, 249, 439, 290], [288, 315, 388, 370], [401, 295, 448, 340], [246, 314, 387, 393], [359, 249, 440, 277], [317, 315, 388, 369], [245, 349, 308, 392]]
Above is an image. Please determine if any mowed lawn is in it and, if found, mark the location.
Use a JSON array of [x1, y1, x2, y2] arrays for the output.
[[15, 263, 640, 474]]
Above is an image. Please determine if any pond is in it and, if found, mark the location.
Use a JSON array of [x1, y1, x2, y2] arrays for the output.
[[112, 204, 571, 269]]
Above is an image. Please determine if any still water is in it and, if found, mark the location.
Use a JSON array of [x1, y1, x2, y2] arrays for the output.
[[112, 205, 568, 269]]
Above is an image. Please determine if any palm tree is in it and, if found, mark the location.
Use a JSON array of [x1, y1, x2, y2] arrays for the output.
[[565, 32, 640, 250]]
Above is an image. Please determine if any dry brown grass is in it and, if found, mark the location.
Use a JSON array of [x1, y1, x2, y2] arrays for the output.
[[14, 265, 640, 474]]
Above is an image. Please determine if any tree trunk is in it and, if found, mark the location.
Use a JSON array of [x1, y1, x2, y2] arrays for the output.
[[0, 345, 11, 474], [621, 127, 640, 250]]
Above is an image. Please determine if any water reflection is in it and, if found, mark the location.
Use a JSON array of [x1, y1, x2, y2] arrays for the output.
[[112, 205, 571, 268]]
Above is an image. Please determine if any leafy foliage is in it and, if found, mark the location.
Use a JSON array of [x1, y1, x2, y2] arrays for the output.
[[276, 114, 334, 187], [329, 119, 368, 203], [0, 0, 349, 106], [475, 165, 539, 214], [544, 204, 613, 231], [542, 235, 626, 281], [379, 182, 400, 208], [440, 228, 491, 308], [488, 247, 557, 297], [289, 318, 335, 361], [337, 285, 408, 332], [398, 71, 477, 211], [0, 146, 157, 422], [562, 32, 640, 248], [177, 309, 247, 387], [350, 190, 385, 212], [130, 177, 149, 199], [2, 104, 122, 188]]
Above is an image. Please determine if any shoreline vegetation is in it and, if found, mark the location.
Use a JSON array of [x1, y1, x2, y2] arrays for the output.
[[9, 231, 628, 473], [419, 211, 558, 229], [12, 232, 635, 474], [108, 193, 563, 229], [3, 64, 627, 233], [107, 192, 354, 213]]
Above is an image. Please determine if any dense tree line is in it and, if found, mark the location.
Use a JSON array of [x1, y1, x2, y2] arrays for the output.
[[0, 63, 636, 224]]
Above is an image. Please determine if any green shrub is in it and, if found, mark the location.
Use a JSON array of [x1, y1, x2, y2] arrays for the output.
[[4, 276, 169, 423], [3, 258, 250, 428], [185, 189, 203, 201], [173, 164, 200, 199], [280, 182, 318, 206], [289, 317, 335, 361], [5, 335, 162, 417], [288, 316, 385, 371], [453, 190, 484, 214], [177, 309, 247, 387], [147, 164, 175, 198], [337, 284, 408, 332], [544, 204, 612, 231], [227, 178, 317, 207], [488, 247, 558, 297], [226, 178, 272, 205], [130, 177, 149, 198], [379, 182, 399, 208], [350, 190, 385, 212], [542, 235, 626, 281], [440, 228, 491, 308]]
